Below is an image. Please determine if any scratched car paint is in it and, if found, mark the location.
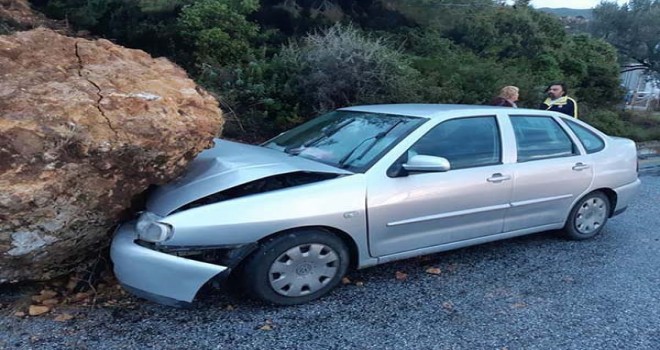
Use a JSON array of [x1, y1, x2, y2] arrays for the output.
[[110, 104, 641, 306]]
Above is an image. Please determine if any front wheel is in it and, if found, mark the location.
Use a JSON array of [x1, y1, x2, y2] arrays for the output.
[[563, 191, 611, 240], [241, 229, 349, 305]]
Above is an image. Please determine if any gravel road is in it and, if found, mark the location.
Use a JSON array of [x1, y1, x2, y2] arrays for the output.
[[1, 173, 659, 350]]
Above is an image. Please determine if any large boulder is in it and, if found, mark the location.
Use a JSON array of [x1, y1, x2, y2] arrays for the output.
[[0, 28, 223, 282]]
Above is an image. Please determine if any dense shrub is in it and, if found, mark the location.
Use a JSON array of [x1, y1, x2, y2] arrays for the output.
[[276, 24, 423, 115], [580, 109, 629, 136], [203, 24, 425, 141], [581, 109, 660, 141], [177, 0, 261, 70], [619, 111, 660, 141], [196, 60, 298, 143]]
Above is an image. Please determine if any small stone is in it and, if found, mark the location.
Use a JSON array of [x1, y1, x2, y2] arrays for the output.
[[73, 292, 90, 302], [442, 301, 454, 312], [41, 298, 59, 306], [395, 271, 408, 280], [54, 313, 74, 322], [32, 289, 58, 303], [28, 305, 51, 316]]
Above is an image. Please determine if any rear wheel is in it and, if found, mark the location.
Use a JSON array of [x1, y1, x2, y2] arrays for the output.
[[563, 191, 610, 240], [241, 229, 349, 305]]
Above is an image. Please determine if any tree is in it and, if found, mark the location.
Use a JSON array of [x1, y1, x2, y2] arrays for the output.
[[401, 6, 622, 108], [559, 34, 623, 107], [177, 0, 261, 69], [592, 0, 660, 73]]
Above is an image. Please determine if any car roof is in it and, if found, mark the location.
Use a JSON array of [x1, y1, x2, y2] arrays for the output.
[[339, 104, 545, 119]]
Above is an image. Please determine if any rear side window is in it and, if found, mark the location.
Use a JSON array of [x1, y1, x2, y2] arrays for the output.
[[409, 116, 501, 170], [564, 119, 605, 154], [510, 115, 578, 162]]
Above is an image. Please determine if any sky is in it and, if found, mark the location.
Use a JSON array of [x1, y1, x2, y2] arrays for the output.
[[530, 0, 628, 9]]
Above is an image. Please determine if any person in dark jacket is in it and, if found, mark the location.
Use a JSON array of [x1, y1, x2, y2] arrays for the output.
[[490, 86, 519, 107], [539, 82, 578, 118]]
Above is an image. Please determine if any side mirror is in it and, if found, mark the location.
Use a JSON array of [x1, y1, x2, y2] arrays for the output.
[[402, 155, 451, 172]]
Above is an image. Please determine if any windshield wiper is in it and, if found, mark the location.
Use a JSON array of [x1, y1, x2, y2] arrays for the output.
[[285, 118, 356, 156], [338, 120, 403, 168], [303, 117, 356, 148]]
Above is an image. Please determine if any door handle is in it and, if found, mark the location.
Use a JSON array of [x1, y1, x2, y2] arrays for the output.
[[572, 162, 590, 171], [487, 173, 511, 183]]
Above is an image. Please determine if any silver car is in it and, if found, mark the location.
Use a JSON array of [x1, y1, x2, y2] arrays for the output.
[[110, 104, 641, 306]]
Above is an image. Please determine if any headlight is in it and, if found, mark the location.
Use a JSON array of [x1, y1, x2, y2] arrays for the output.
[[136, 212, 173, 243], [139, 222, 173, 242]]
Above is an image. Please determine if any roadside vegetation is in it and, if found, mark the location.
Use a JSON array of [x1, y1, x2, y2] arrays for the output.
[[29, 0, 660, 142]]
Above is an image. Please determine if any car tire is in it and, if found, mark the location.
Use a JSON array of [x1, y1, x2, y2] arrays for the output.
[[563, 191, 611, 240], [241, 229, 349, 305]]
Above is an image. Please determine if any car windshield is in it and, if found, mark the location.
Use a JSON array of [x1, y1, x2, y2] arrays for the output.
[[262, 110, 424, 172]]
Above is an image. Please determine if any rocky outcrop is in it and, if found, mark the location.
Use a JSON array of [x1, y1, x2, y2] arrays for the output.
[[0, 28, 223, 282]]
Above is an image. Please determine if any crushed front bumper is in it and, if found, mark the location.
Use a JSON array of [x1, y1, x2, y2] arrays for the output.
[[110, 221, 229, 307]]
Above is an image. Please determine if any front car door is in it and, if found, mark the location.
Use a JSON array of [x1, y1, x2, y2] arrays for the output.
[[503, 114, 593, 232], [366, 115, 514, 257]]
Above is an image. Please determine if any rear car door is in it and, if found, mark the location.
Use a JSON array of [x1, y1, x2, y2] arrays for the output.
[[366, 115, 513, 257], [503, 114, 593, 232]]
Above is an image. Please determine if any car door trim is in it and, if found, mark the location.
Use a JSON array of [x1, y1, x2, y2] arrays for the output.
[[510, 194, 573, 207], [386, 203, 511, 227]]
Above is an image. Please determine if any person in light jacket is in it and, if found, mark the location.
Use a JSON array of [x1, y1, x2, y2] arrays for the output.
[[490, 86, 519, 108]]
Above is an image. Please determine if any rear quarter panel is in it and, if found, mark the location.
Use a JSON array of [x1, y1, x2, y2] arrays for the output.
[[589, 137, 638, 191], [556, 116, 639, 208]]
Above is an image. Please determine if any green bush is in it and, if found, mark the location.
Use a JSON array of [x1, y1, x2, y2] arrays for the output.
[[619, 111, 660, 141], [201, 24, 426, 141], [276, 24, 424, 115], [177, 0, 261, 70], [196, 60, 294, 143], [580, 109, 628, 136]]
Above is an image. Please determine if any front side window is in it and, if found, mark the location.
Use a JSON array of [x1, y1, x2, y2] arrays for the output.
[[510, 115, 578, 162], [262, 110, 425, 172], [409, 116, 501, 170], [564, 119, 605, 154]]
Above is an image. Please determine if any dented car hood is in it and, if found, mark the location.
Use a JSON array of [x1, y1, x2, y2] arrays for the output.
[[147, 139, 353, 216]]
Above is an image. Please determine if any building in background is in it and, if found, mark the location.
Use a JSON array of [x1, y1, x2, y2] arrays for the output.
[[621, 64, 660, 111]]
